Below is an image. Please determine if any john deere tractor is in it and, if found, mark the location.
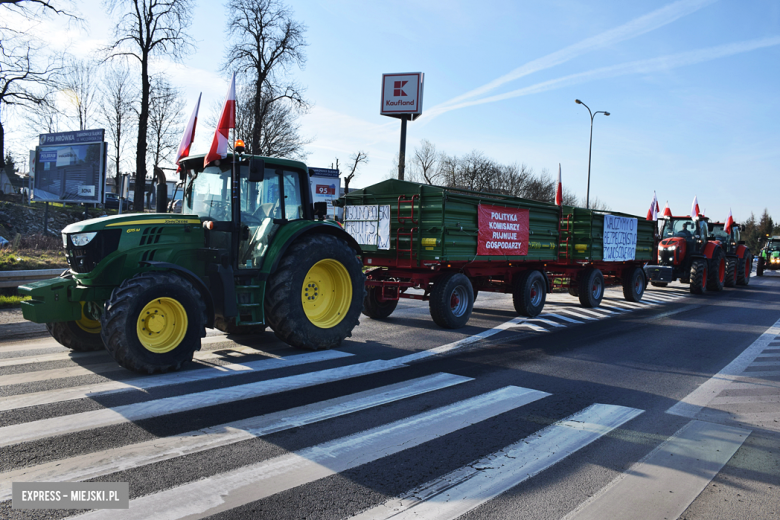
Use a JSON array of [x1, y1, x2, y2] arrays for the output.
[[757, 236, 780, 276], [644, 215, 727, 294], [707, 221, 751, 286], [20, 153, 365, 374]]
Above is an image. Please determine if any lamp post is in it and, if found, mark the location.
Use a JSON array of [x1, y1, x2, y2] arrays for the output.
[[575, 99, 609, 209]]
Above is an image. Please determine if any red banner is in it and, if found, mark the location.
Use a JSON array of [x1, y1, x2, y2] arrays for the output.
[[477, 204, 529, 256]]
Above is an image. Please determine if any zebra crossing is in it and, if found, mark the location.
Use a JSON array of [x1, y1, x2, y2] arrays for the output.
[[0, 285, 745, 519]]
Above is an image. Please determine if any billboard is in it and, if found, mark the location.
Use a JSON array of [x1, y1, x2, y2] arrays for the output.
[[33, 129, 106, 204], [309, 167, 340, 219], [380, 72, 424, 119]]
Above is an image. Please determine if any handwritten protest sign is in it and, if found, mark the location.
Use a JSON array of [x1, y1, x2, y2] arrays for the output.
[[344, 205, 390, 250], [603, 214, 637, 261]]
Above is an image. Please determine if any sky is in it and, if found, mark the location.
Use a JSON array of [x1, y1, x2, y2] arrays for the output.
[[5, 0, 780, 223]]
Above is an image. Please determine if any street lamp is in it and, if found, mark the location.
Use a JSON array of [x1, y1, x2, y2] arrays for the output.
[[575, 99, 610, 209]]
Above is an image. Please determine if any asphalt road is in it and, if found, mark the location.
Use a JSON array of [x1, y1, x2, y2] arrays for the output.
[[0, 268, 778, 519]]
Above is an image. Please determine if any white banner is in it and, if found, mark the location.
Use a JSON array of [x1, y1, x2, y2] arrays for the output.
[[603, 214, 637, 261], [344, 204, 390, 250]]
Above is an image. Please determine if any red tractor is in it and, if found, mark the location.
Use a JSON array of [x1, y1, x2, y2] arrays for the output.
[[644, 215, 727, 294], [707, 221, 752, 287]]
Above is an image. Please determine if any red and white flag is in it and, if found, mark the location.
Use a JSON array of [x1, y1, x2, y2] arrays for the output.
[[725, 208, 734, 234], [204, 73, 237, 168], [175, 93, 201, 172], [646, 191, 658, 221], [690, 195, 700, 219], [663, 201, 672, 217], [555, 163, 562, 206]]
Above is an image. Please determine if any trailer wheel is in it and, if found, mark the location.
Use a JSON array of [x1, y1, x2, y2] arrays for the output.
[[46, 304, 105, 351], [724, 258, 737, 288], [363, 286, 399, 319], [101, 272, 206, 374], [567, 286, 579, 297], [736, 249, 751, 286], [429, 273, 474, 328], [265, 234, 365, 349], [213, 316, 266, 335], [690, 259, 708, 295], [757, 257, 764, 277], [707, 247, 726, 292], [650, 282, 668, 288], [578, 268, 604, 308], [622, 267, 646, 302], [513, 270, 546, 317]]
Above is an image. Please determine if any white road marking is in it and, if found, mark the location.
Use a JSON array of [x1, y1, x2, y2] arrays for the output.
[[0, 358, 406, 447], [72, 386, 550, 520], [548, 308, 598, 321], [0, 373, 472, 501], [540, 313, 583, 324], [528, 318, 566, 328], [573, 307, 612, 318], [710, 394, 780, 405], [562, 420, 749, 520], [597, 304, 631, 313], [748, 360, 780, 367], [351, 404, 643, 520], [602, 300, 647, 309], [514, 323, 551, 333], [667, 315, 780, 418], [0, 350, 352, 412]]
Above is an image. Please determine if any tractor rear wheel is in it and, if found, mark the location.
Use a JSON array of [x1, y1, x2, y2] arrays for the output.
[[757, 257, 764, 277], [513, 270, 546, 317], [363, 286, 399, 319], [101, 272, 206, 374], [46, 304, 104, 352], [650, 282, 668, 288], [724, 258, 737, 288], [430, 273, 474, 328], [707, 247, 726, 292], [736, 250, 751, 286], [265, 234, 365, 349], [690, 259, 708, 295], [578, 268, 604, 308], [622, 267, 646, 302]]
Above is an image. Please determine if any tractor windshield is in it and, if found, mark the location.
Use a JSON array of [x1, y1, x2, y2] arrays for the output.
[[710, 225, 729, 241], [183, 165, 231, 220], [662, 219, 696, 238]]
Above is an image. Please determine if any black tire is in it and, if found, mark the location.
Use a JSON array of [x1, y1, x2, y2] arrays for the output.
[[578, 268, 604, 308], [736, 249, 751, 286], [363, 286, 399, 319], [46, 315, 104, 352], [265, 234, 365, 349], [513, 270, 547, 317], [724, 258, 737, 288], [757, 257, 764, 277], [567, 285, 579, 297], [707, 247, 726, 292], [690, 259, 708, 295], [622, 267, 646, 302], [101, 272, 206, 374], [429, 272, 474, 328], [213, 316, 266, 335], [650, 282, 668, 288]]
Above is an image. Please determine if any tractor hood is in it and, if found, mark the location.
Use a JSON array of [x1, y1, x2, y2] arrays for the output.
[[62, 213, 202, 234]]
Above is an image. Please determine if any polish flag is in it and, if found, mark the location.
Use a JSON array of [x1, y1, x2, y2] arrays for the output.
[[175, 93, 201, 172], [725, 208, 734, 234], [204, 73, 236, 168], [646, 191, 658, 221], [663, 202, 672, 217], [690, 195, 700, 219], [555, 163, 562, 205]]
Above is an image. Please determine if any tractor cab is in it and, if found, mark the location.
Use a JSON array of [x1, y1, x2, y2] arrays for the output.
[[707, 221, 740, 255], [657, 215, 709, 268]]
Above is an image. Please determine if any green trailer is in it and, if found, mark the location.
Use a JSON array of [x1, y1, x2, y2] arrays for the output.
[[340, 179, 654, 328]]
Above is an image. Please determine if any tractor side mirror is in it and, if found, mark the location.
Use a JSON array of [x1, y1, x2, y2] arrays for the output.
[[248, 158, 265, 182], [313, 201, 328, 219]]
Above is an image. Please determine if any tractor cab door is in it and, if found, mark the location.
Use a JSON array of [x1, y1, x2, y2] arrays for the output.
[[693, 219, 709, 254]]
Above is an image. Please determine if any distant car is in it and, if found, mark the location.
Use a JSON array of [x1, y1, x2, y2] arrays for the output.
[[104, 193, 132, 211]]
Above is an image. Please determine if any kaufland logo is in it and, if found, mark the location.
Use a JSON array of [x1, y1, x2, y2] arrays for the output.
[[394, 81, 408, 97], [387, 80, 414, 106]]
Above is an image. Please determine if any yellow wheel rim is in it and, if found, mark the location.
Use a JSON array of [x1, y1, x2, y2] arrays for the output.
[[75, 302, 101, 334], [301, 259, 352, 329], [136, 297, 188, 354]]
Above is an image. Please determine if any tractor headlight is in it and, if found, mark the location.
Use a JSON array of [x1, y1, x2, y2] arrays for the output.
[[70, 232, 98, 247], [62, 233, 68, 248]]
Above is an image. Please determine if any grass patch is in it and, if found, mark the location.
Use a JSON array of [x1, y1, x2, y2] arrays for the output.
[[0, 294, 31, 309], [0, 249, 67, 270]]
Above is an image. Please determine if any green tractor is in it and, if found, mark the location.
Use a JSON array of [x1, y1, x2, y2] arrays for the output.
[[20, 154, 365, 374], [757, 236, 780, 276]]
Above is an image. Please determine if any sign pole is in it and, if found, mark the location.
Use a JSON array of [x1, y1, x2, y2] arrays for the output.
[[398, 115, 408, 181]]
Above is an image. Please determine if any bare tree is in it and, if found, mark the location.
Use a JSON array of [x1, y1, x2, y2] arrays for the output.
[[99, 62, 136, 193], [343, 151, 367, 194], [223, 0, 308, 155], [411, 139, 439, 185], [61, 57, 99, 130], [147, 74, 184, 171], [104, 0, 194, 210]]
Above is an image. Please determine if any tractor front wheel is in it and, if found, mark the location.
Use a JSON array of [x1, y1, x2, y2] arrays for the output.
[[736, 250, 751, 286], [265, 234, 365, 349], [622, 267, 646, 302], [513, 270, 547, 317], [578, 268, 604, 308], [101, 272, 206, 374], [46, 305, 104, 352], [724, 258, 737, 288], [757, 257, 764, 277], [429, 273, 474, 328], [690, 259, 708, 295], [707, 247, 726, 292]]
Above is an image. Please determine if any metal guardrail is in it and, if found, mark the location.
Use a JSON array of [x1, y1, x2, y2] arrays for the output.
[[0, 268, 67, 288]]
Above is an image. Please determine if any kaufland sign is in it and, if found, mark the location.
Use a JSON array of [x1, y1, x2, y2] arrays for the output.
[[381, 72, 424, 118]]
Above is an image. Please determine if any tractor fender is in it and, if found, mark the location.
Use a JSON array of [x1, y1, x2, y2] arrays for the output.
[[263, 222, 363, 278], [139, 261, 215, 328], [702, 242, 720, 259], [736, 244, 748, 259]]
